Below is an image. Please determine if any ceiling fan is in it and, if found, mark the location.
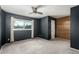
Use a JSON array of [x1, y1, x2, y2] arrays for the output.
[[29, 5, 43, 14]]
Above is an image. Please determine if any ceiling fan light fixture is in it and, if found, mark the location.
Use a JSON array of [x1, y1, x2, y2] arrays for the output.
[[29, 5, 43, 15]]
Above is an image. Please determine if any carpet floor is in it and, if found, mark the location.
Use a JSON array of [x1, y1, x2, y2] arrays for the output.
[[1, 38, 79, 54]]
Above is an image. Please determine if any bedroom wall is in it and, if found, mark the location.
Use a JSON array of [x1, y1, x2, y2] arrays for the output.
[[0, 6, 56, 47], [39, 17, 49, 39], [5, 13, 39, 42], [0, 7, 1, 47], [71, 6, 79, 49], [0, 9, 55, 46], [1, 10, 6, 45], [39, 16, 55, 40], [5, 13, 52, 41], [0, 7, 6, 47], [56, 16, 70, 39]]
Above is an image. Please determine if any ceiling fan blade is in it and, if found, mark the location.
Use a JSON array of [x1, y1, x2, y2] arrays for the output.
[[36, 5, 44, 9], [29, 12, 33, 14], [30, 6, 43, 14], [31, 6, 37, 13], [37, 12, 43, 14]]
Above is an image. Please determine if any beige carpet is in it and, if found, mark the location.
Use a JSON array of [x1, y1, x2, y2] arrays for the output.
[[1, 38, 79, 54]]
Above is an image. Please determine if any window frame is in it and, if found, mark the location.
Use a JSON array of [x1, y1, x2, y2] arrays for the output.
[[13, 18, 33, 30], [10, 17, 34, 42]]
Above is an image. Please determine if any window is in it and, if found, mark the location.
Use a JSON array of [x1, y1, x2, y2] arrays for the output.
[[13, 19, 33, 29], [24, 20, 32, 29], [14, 20, 24, 29], [11, 17, 34, 39]]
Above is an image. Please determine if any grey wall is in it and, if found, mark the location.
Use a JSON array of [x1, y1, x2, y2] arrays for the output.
[[39, 16, 56, 40], [0, 7, 1, 47], [5, 13, 39, 42], [38, 16, 52, 40], [48, 17, 51, 39], [0, 7, 6, 47], [5, 13, 52, 41], [39, 17, 49, 39], [34, 19, 40, 37], [1, 10, 6, 45], [71, 6, 79, 49], [14, 30, 31, 41]]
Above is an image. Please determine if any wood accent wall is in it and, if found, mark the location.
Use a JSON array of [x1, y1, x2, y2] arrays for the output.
[[56, 16, 70, 39]]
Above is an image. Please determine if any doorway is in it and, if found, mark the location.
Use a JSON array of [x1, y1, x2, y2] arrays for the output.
[[51, 20, 55, 39]]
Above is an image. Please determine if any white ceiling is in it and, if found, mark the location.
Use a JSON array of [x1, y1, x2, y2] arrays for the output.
[[1, 5, 75, 18]]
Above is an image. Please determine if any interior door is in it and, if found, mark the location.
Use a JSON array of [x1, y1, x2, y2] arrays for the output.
[[51, 20, 55, 39]]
